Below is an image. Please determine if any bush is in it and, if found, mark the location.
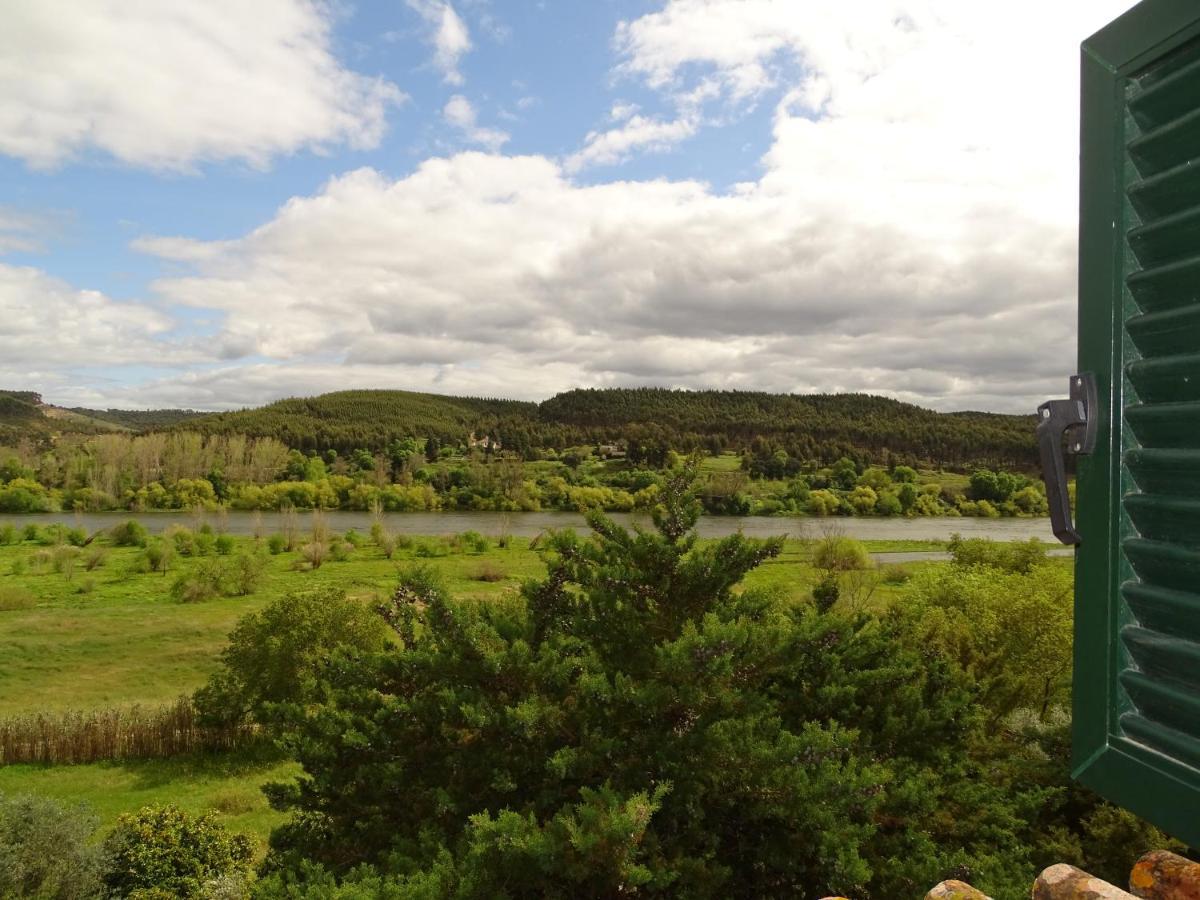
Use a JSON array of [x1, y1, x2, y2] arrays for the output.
[[301, 541, 327, 570], [811, 535, 871, 572], [169, 526, 197, 557], [143, 539, 176, 576], [193, 587, 390, 730], [811, 573, 839, 613], [83, 546, 107, 571], [0, 586, 35, 611], [343, 529, 365, 548], [0, 524, 16, 545], [264, 474, 1029, 897], [879, 564, 911, 585], [471, 561, 506, 582], [329, 540, 353, 563], [459, 530, 490, 554], [170, 561, 224, 603], [227, 553, 266, 596], [101, 805, 253, 899], [267, 533, 287, 555], [21, 524, 39, 542], [50, 545, 81, 579], [0, 792, 105, 899], [215, 534, 236, 556], [111, 519, 150, 547], [75, 577, 97, 596]]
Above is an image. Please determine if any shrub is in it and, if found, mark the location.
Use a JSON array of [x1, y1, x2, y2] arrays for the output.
[[267, 533, 287, 555], [101, 805, 253, 900], [812, 573, 840, 613], [169, 526, 197, 557], [811, 535, 871, 572], [8, 557, 26, 577], [0, 792, 105, 899], [0, 586, 35, 611], [0, 524, 16, 545], [214, 534, 235, 556], [343, 529, 365, 548], [111, 519, 150, 547], [226, 554, 266, 597], [21, 524, 39, 542], [460, 530, 490, 554], [329, 540, 353, 563], [50, 545, 81, 579], [65, 527, 88, 547], [170, 561, 224, 603], [193, 587, 390, 729], [472, 561, 506, 582], [266, 474, 1024, 897], [301, 541, 327, 570], [143, 539, 176, 576], [83, 546, 107, 571], [75, 578, 97, 596], [195, 530, 217, 557], [879, 563, 911, 585]]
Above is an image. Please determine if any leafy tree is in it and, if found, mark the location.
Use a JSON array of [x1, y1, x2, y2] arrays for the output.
[[194, 587, 391, 729], [260, 473, 1031, 898], [101, 805, 253, 899], [0, 793, 104, 899]]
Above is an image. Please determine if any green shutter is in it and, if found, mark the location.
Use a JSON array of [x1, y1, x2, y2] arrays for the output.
[[1075, 0, 1200, 846]]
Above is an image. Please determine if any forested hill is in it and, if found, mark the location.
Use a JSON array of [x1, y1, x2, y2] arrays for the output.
[[538, 388, 1037, 470], [177, 386, 1036, 471], [183, 390, 538, 453], [4, 385, 1038, 471]]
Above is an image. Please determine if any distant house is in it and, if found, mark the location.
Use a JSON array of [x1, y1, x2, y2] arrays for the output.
[[468, 432, 502, 452], [596, 441, 626, 459]]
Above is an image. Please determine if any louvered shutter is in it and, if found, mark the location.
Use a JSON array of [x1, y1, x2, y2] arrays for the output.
[[1074, 0, 1200, 846]]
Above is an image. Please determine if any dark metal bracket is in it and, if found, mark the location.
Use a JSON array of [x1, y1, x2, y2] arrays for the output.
[[1037, 373, 1098, 546]]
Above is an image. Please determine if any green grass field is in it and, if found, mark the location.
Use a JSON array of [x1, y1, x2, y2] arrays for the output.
[[0, 523, 950, 847]]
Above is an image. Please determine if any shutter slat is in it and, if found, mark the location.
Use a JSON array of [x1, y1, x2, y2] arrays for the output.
[[1128, 159, 1200, 220], [1125, 494, 1200, 545], [1121, 713, 1200, 771], [1127, 353, 1200, 402], [1125, 448, 1200, 495], [1123, 537, 1200, 592], [1126, 253, 1200, 312], [1125, 401, 1200, 447], [1128, 107, 1200, 177], [1120, 670, 1200, 740], [1122, 580, 1200, 639], [1129, 206, 1200, 266], [1122, 625, 1200, 689], [1127, 305, 1200, 356], [1129, 53, 1200, 129]]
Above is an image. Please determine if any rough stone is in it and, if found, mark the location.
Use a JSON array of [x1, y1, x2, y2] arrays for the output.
[[925, 879, 993, 899], [1129, 850, 1200, 899], [1033, 863, 1137, 899]]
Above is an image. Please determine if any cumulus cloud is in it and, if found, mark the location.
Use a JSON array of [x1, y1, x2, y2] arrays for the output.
[[38, 0, 1140, 413], [407, 0, 473, 85], [566, 113, 699, 172], [0, 264, 179, 374], [443, 95, 510, 150], [0, 0, 405, 171]]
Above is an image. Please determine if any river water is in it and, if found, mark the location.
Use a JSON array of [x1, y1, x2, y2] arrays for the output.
[[3, 510, 1058, 543]]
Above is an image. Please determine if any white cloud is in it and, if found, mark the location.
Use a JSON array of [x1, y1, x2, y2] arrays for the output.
[[443, 96, 510, 150], [0, 0, 405, 172], [566, 113, 699, 172], [407, 0, 473, 85], [0, 264, 178, 372], [34, 1, 1143, 414]]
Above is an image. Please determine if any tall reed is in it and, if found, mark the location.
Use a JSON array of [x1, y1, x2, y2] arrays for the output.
[[0, 696, 258, 766]]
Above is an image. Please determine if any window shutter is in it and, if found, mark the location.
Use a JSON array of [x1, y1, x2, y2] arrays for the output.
[[1075, 0, 1200, 846]]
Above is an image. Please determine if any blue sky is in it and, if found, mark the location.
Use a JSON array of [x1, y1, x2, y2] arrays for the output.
[[0, 0, 1136, 412]]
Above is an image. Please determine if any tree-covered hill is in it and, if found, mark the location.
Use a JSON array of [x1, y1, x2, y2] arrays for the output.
[[183, 389, 539, 453], [538, 388, 1037, 470]]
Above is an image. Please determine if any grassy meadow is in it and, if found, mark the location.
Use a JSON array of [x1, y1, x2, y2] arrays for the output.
[[0, 518, 952, 847]]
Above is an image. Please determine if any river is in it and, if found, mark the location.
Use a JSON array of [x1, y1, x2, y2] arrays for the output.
[[3, 510, 1059, 543]]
